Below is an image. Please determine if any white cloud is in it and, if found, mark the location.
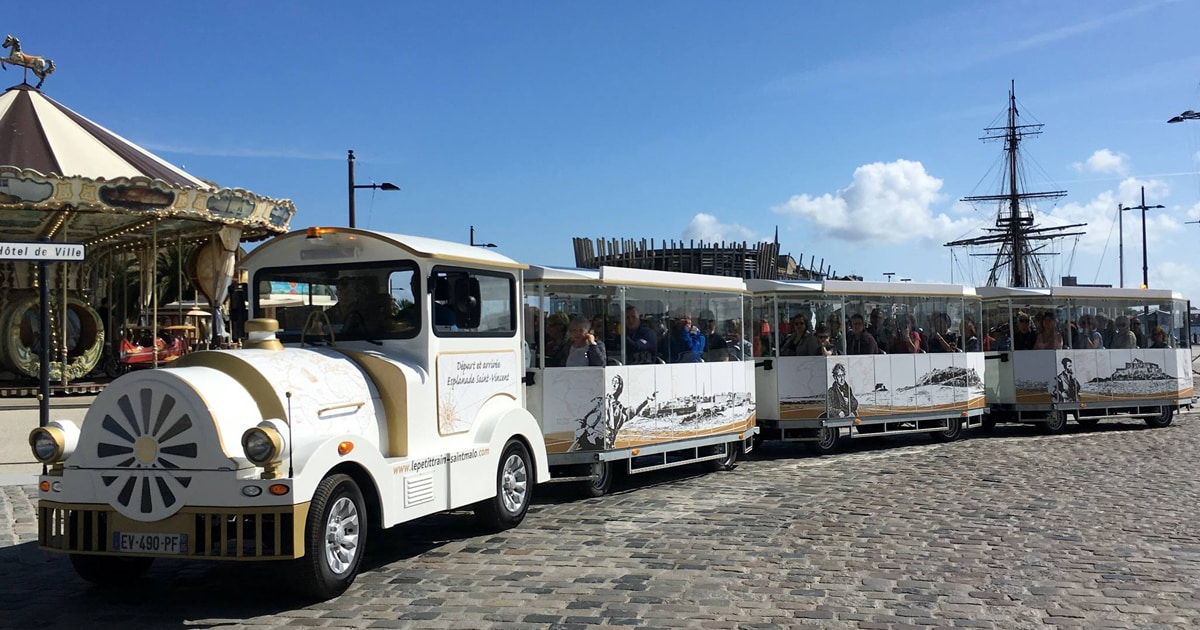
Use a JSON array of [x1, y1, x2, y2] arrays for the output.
[[683, 213, 757, 243], [1153, 260, 1200, 305], [772, 159, 975, 244], [1116, 176, 1169, 203], [1043, 179, 1177, 256], [1072, 149, 1128, 176]]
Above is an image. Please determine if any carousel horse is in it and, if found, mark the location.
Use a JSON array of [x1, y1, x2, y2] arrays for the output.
[[2, 35, 55, 88]]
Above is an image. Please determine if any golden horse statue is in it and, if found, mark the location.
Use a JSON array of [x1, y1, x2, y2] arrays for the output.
[[2, 35, 55, 88]]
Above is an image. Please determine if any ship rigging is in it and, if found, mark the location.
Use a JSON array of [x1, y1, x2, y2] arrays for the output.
[[945, 81, 1085, 287]]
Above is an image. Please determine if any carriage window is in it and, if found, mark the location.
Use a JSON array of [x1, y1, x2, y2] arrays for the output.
[[431, 268, 515, 336]]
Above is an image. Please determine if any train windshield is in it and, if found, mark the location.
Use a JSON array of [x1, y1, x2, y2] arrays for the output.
[[252, 261, 421, 342]]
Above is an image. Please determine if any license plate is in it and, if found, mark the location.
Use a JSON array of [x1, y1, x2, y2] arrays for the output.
[[112, 531, 189, 555]]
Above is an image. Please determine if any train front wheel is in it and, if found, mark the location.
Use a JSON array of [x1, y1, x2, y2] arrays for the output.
[[291, 473, 367, 600], [475, 439, 533, 530]]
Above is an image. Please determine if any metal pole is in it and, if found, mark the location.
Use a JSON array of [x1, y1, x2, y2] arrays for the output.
[[347, 149, 356, 228], [1140, 187, 1149, 289], [1118, 203, 1124, 288], [38, 241, 49, 429]]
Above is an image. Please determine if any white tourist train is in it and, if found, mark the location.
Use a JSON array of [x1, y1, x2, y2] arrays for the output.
[[25, 226, 1193, 599]]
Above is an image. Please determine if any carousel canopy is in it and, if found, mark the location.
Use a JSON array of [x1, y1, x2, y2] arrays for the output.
[[0, 82, 295, 251]]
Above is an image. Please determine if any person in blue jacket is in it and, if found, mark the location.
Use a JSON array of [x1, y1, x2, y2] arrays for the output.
[[667, 309, 705, 362]]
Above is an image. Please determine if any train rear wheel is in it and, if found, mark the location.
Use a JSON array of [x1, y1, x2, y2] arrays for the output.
[[703, 442, 739, 472], [930, 418, 963, 443], [578, 461, 613, 498], [1144, 406, 1174, 428], [808, 427, 841, 455], [1040, 410, 1067, 434]]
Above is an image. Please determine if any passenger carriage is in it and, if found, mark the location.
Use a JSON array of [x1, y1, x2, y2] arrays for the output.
[[747, 279, 987, 453], [979, 286, 1193, 431], [523, 265, 757, 497]]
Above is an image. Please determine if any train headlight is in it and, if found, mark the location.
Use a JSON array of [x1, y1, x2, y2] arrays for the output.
[[30, 428, 63, 463], [28, 420, 81, 465], [241, 426, 283, 465]]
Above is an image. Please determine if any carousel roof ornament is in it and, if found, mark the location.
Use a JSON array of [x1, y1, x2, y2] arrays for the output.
[[2, 34, 55, 89]]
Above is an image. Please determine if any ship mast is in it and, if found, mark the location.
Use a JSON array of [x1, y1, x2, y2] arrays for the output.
[[945, 81, 1085, 287]]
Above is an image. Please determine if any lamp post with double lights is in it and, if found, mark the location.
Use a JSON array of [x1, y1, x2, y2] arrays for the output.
[[1167, 110, 1200, 124], [347, 149, 400, 228], [1124, 186, 1163, 289]]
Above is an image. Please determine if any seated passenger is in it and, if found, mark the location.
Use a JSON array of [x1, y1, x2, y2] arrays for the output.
[[726, 319, 753, 360], [1078, 315, 1104, 349], [867, 308, 890, 348], [1150, 325, 1172, 348], [779, 314, 820, 356], [923, 312, 959, 353], [963, 318, 981, 352], [986, 323, 1010, 351], [1109, 316, 1138, 349], [623, 306, 658, 364], [558, 316, 606, 367], [1012, 312, 1037, 350], [826, 313, 844, 351], [543, 312, 570, 367], [1130, 318, 1147, 348], [845, 314, 879, 355], [1032, 311, 1064, 350], [667, 310, 705, 363], [697, 310, 730, 362], [889, 314, 921, 354], [814, 324, 836, 356]]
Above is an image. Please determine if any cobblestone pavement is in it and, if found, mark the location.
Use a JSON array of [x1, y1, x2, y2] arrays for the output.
[[3, 417, 1199, 630]]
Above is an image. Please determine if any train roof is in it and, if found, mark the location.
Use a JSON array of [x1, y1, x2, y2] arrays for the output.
[[526, 265, 747, 292], [975, 286, 1184, 300], [746, 279, 976, 297], [241, 227, 527, 271]]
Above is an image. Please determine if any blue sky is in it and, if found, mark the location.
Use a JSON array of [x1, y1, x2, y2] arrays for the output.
[[9, 1, 1200, 299]]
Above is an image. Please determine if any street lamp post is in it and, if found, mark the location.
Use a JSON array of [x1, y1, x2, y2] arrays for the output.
[[347, 149, 400, 228]]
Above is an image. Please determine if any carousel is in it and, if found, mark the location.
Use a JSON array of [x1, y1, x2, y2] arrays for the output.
[[0, 35, 295, 395]]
